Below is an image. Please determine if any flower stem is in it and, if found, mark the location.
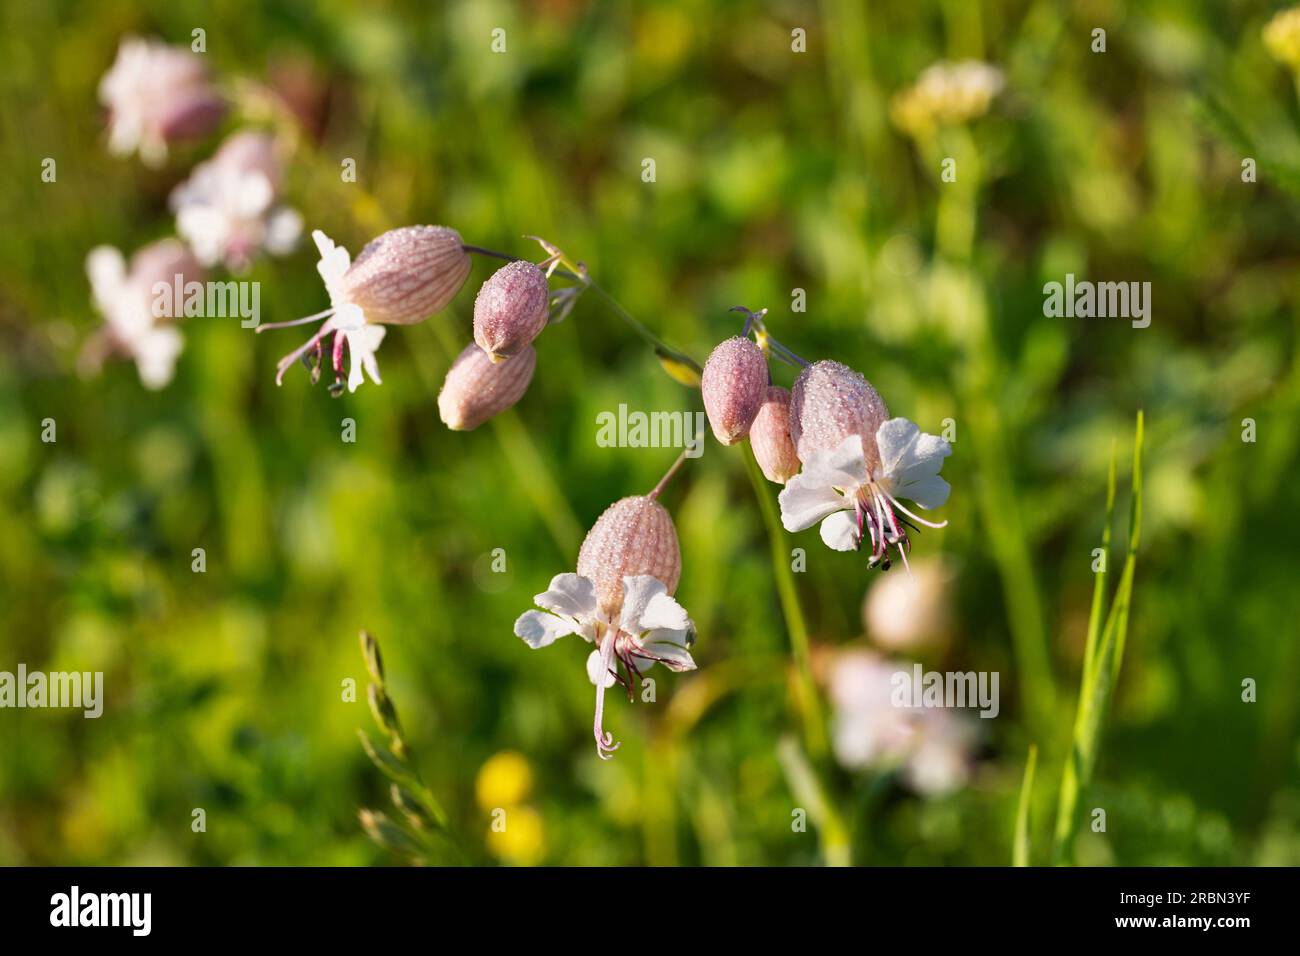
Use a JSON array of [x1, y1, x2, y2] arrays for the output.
[[648, 447, 692, 500], [740, 444, 829, 760]]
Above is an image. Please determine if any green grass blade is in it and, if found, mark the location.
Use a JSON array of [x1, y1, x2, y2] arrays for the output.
[[1052, 411, 1144, 864], [1013, 744, 1038, 867]]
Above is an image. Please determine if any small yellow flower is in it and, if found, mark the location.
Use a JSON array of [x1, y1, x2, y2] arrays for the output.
[[485, 805, 545, 866], [475, 750, 534, 810], [891, 60, 1004, 139], [1264, 7, 1300, 71]]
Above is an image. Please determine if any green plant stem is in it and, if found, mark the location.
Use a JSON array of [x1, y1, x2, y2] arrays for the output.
[[741, 445, 828, 759]]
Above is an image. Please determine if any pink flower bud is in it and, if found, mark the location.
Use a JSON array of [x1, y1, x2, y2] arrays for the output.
[[749, 386, 800, 484], [577, 496, 681, 617], [701, 336, 767, 445], [473, 260, 550, 362], [790, 359, 890, 473], [340, 226, 472, 325], [438, 343, 536, 431]]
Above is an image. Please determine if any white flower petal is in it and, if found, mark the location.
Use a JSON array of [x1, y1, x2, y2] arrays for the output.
[[895, 474, 951, 510], [514, 610, 577, 649], [618, 575, 667, 634], [133, 326, 183, 390], [264, 207, 303, 255], [535, 573, 598, 620], [345, 324, 386, 393], [236, 173, 274, 217], [876, 418, 951, 484], [804, 433, 868, 488], [819, 510, 860, 551], [638, 592, 690, 634], [86, 246, 127, 305], [586, 648, 618, 687], [779, 473, 848, 532], [313, 229, 351, 286]]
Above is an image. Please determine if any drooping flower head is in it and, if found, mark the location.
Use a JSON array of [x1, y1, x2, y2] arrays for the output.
[[84, 239, 203, 389], [170, 130, 302, 272], [473, 260, 550, 362], [514, 494, 696, 759], [779, 360, 951, 571], [98, 37, 226, 166], [701, 335, 768, 444], [438, 342, 536, 430], [259, 225, 471, 394]]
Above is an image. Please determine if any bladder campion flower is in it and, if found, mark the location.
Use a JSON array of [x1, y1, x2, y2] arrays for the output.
[[514, 493, 696, 759], [827, 649, 974, 796], [97, 37, 225, 166], [779, 360, 950, 571], [84, 239, 203, 389], [258, 225, 471, 394], [170, 131, 302, 272]]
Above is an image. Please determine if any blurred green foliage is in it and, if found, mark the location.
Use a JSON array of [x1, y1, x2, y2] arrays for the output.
[[1, 0, 1298, 866]]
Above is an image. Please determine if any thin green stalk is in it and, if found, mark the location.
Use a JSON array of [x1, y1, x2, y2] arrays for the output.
[[1052, 412, 1144, 864], [741, 445, 828, 760], [777, 736, 852, 867], [1013, 744, 1038, 866]]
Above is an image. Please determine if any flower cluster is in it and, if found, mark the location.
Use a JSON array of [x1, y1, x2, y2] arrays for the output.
[[88, 37, 303, 389], [700, 309, 952, 572]]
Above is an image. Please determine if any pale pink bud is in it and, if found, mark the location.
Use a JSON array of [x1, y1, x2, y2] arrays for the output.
[[790, 359, 890, 473], [701, 336, 767, 445], [340, 226, 472, 325], [749, 386, 800, 484], [437, 343, 536, 431], [863, 558, 954, 653], [577, 496, 681, 617], [473, 260, 550, 362]]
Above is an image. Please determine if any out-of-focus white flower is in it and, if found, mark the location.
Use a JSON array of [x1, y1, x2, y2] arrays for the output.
[[779, 421, 950, 569], [827, 649, 976, 796], [98, 37, 225, 166], [863, 557, 955, 653], [891, 60, 1004, 138], [902, 708, 976, 796], [85, 239, 202, 389], [171, 131, 302, 271], [828, 650, 917, 769], [516, 573, 696, 760]]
